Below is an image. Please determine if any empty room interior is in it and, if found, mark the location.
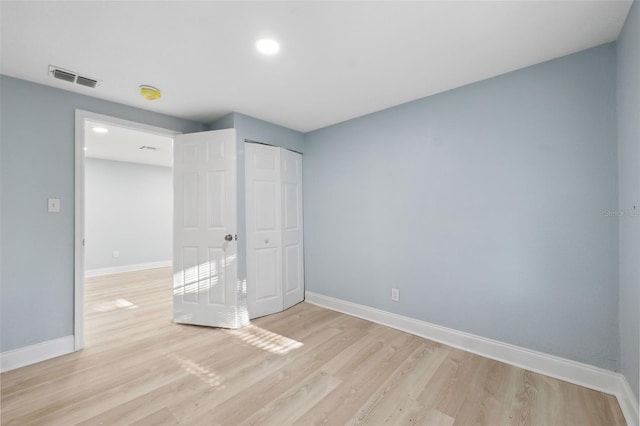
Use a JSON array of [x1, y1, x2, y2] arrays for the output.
[[0, 1, 638, 425]]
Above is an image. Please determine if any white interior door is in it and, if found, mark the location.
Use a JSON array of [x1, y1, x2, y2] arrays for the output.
[[173, 129, 239, 328], [245, 143, 283, 318], [281, 148, 305, 309]]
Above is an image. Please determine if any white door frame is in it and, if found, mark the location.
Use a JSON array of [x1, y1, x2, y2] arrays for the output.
[[74, 110, 181, 350]]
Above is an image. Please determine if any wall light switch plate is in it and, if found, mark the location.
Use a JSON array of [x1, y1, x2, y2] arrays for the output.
[[47, 198, 61, 213]]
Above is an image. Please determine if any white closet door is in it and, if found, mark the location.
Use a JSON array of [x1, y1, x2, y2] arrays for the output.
[[246, 143, 283, 318], [281, 148, 305, 309], [173, 129, 239, 328]]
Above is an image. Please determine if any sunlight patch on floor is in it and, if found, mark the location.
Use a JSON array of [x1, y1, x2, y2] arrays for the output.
[[91, 298, 138, 312], [228, 324, 303, 355], [167, 353, 225, 389]]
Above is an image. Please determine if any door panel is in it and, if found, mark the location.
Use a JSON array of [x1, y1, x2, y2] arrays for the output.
[[284, 243, 301, 293], [246, 143, 283, 318], [283, 182, 299, 230], [206, 172, 225, 227], [255, 181, 278, 231], [281, 149, 304, 309], [178, 247, 199, 303], [207, 247, 226, 305], [255, 247, 280, 300], [182, 173, 199, 228], [173, 129, 239, 328]]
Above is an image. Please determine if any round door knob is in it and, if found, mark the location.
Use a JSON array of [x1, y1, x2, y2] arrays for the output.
[[224, 234, 233, 241]]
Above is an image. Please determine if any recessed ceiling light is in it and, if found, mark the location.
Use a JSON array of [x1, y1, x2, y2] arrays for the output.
[[256, 38, 280, 55], [92, 126, 108, 134], [83, 147, 88, 151]]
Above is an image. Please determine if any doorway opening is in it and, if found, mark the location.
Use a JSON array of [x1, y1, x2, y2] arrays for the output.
[[74, 110, 180, 350]]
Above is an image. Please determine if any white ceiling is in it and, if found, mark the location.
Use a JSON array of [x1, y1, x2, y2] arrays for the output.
[[1, 1, 632, 132], [85, 121, 173, 167]]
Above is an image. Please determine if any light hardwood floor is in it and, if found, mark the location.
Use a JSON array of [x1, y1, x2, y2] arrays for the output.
[[1, 267, 626, 425]]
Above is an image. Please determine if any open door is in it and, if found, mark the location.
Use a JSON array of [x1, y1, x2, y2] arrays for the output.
[[173, 129, 240, 328]]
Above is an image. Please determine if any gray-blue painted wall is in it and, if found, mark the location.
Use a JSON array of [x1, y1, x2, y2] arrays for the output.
[[304, 44, 620, 371], [0, 75, 206, 352], [617, 0, 640, 402], [209, 112, 305, 153], [209, 112, 235, 131], [84, 159, 172, 271]]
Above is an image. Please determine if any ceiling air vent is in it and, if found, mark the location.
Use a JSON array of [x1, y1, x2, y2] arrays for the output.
[[139, 146, 159, 151], [49, 65, 99, 88], [76, 76, 98, 88], [52, 69, 75, 83]]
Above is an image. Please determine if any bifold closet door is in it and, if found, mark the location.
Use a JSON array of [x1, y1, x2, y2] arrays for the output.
[[246, 143, 283, 318], [246, 143, 304, 319], [281, 148, 304, 310]]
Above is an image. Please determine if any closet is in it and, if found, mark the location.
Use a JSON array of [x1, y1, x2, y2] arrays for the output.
[[173, 129, 303, 329], [245, 142, 304, 319]]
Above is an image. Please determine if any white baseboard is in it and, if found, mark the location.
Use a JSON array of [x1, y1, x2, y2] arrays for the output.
[[305, 291, 639, 426], [85, 260, 172, 277], [617, 377, 640, 426], [0, 335, 75, 372]]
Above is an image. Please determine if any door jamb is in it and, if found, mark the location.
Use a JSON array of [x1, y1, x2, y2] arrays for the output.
[[74, 110, 181, 351]]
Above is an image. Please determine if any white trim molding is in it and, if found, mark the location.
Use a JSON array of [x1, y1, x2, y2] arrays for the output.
[[0, 336, 75, 372], [617, 378, 640, 426], [85, 260, 172, 278], [305, 291, 639, 426]]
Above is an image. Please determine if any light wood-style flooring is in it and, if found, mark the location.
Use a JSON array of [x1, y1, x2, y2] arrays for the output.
[[1, 267, 626, 425]]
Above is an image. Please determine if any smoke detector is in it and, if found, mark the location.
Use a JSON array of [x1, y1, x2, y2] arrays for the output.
[[49, 65, 99, 88], [139, 85, 161, 101]]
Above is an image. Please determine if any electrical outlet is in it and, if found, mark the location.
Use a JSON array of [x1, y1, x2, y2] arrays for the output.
[[113, 250, 119, 258], [391, 287, 400, 302]]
